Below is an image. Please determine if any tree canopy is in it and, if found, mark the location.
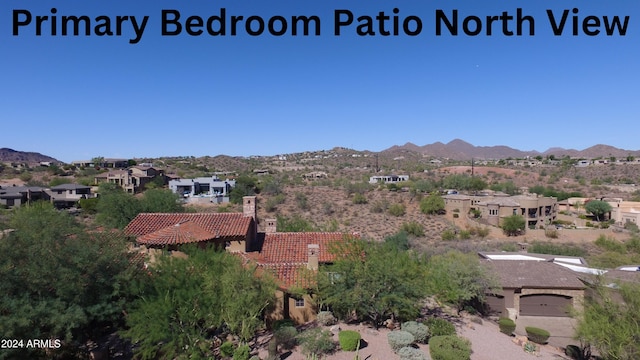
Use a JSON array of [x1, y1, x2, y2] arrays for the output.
[[585, 200, 612, 221], [0, 202, 141, 359], [426, 250, 498, 313], [576, 281, 640, 359], [501, 214, 526, 236], [318, 238, 429, 328], [420, 192, 445, 215], [122, 248, 276, 359]]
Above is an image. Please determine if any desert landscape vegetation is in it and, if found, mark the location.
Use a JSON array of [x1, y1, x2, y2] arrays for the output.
[[1, 140, 640, 360]]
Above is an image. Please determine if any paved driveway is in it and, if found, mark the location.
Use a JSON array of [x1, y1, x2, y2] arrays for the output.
[[516, 316, 578, 348]]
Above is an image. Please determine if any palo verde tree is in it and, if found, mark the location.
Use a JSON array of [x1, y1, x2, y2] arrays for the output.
[[420, 192, 445, 215], [122, 247, 276, 360], [426, 250, 498, 314], [585, 200, 612, 222], [501, 214, 526, 236], [576, 280, 640, 359], [318, 237, 429, 328], [0, 202, 142, 359]]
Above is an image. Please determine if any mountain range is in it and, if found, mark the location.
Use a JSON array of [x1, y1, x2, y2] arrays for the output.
[[0, 148, 60, 164], [382, 139, 640, 161], [2, 140, 640, 164]]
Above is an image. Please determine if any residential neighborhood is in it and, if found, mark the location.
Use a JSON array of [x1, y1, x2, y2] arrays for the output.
[[2, 144, 640, 360]]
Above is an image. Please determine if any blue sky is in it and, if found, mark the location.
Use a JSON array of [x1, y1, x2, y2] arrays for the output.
[[2, 0, 638, 162]]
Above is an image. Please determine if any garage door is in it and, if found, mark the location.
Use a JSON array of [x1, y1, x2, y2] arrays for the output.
[[519, 294, 572, 317], [484, 294, 505, 316]]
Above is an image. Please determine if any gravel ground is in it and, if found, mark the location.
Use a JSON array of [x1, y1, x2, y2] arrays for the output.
[[256, 316, 569, 360]]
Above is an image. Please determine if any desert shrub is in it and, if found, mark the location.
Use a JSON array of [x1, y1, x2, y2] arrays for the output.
[[316, 311, 337, 326], [498, 317, 516, 335], [387, 330, 415, 353], [233, 344, 251, 360], [545, 228, 558, 238], [298, 328, 336, 356], [429, 335, 472, 360], [385, 231, 410, 251], [272, 318, 296, 330], [458, 230, 471, 240], [249, 356, 261, 360], [594, 235, 626, 253], [401, 321, 430, 344], [525, 326, 550, 344], [220, 341, 234, 358], [264, 194, 286, 212], [398, 346, 429, 360], [295, 192, 309, 210], [352, 193, 368, 204], [441, 229, 456, 241], [338, 330, 361, 351], [389, 203, 406, 217], [274, 326, 298, 350], [370, 199, 389, 213], [528, 242, 587, 257], [425, 318, 456, 337], [78, 197, 99, 214], [401, 221, 425, 237]]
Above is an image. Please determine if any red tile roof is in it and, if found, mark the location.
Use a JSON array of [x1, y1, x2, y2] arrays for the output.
[[125, 213, 253, 244], [259, 232, 358, 264], [137, 220, 217, 246]]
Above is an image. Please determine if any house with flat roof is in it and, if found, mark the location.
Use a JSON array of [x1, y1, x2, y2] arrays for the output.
[[45, 184, 94, 209], [169, 176, 236, 203], [369, 174, 409, 184], [444, 193, 558, 229], [0, 185, 50, 208]]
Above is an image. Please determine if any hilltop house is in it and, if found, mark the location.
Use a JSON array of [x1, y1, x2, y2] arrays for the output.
[[46, 184, 94, 209], [0, 185, 50, 208], [94, 165, 167, 193], [168, 176, 236, 203], [369, 174, 409, 184], [443, 193, 558, 229]]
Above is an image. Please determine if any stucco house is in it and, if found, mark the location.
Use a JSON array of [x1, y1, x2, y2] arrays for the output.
[[369, 174, 409, 184], [0, 185, 50, 208], [46, 183, 94, 209], [168, 176, 236, 203], [480, 252, 586, 319], [94, 166, 167, 193], [124, 196, 357, 324], [444, 193, 558, 229]]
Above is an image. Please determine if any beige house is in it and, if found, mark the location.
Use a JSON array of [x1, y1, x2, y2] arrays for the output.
[[606, 198, 640, 226], [481, 253, 586, 319], [124, 196, 357, 324], [444, 194, 557, 229], [95, 165, 166, 193]]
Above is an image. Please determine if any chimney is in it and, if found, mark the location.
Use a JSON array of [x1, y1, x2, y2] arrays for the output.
[[265, 218, 277, 234], [307, 244, 319, 271], [242, 196, 257, 221]]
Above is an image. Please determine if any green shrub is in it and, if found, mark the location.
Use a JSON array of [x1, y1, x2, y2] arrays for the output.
[[429, 335, 472, 360], [316, 311, 336, 326], [387, 330, 415, 353], [388, 203, 406, 217], [233, 344, 251, 360], [401, 321, 429, 344], [498, 317, 516, 335], [298, 328, 336, 356], [398, 346, 429, 360], [220, 341, 234, 358], [274, 326, 298, 350], [525, 326, 550, 344], [424, 318, 456, 337], [458, 230, 471, 240], [441, 229, 456, 241], [338, 330, 361, 351], [272, 318, 296, 330], [401, 221, 425, 237], [352, 193, 368, 204]]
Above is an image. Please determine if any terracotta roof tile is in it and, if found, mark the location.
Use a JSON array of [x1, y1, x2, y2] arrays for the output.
[[259, 232, 358, 264], [137, 220, 217, 246], [125, 213, 252, 242]]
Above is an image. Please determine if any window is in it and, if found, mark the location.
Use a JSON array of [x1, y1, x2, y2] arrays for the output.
[[489, 209, 498, 216], [294, 298, 305, 308]]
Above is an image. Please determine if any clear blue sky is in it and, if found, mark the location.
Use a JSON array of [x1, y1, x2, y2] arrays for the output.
[[2, 0, 638, 162]]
